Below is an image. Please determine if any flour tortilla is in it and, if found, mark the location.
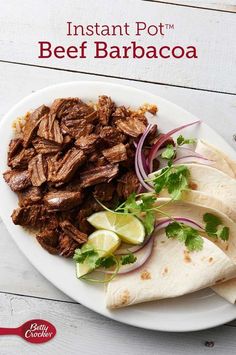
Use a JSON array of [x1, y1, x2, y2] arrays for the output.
[[153, 163, 236, 214], [106, 199, 236, 309], [189, 141, 236, 302], [195, 139, 236, 178]]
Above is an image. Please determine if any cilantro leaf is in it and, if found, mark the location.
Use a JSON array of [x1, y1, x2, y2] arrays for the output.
[[122, 192, 140, 213], [139, 194, 157, 211], [165, 222, 204, 251], [152, 165, 190, 199], [152, 167, 169, 193], [120, 253, 137, 265], [217, 226, 229, 241], [203, 213, 229, 241], [177, 135, 197, 146], [161, 144, 175, 160], [143, 211, 155, 235], [73, 245, 99, 268], [97, 255, 117, 269], [185, 234, 203, 251]]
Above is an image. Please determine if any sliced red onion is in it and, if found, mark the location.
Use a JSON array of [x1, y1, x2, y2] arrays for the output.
[[115, 234, 152, 255], [137, 124, 153, 178], [173, 155, 213, 166], [98, 237, 154, 275], [148, 121, 201, 172], [155, 217, 204, 231], [135, 124, 154, 191]]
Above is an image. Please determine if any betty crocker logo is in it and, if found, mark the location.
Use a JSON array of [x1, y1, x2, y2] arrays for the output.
[[0, 319, 56, 344]]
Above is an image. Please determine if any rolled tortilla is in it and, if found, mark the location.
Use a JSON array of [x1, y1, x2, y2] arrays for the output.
[[106, 199, 236, 308]]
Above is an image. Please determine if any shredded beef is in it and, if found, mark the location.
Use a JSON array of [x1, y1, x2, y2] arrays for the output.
[[102, 143, 127, 163], [23, 105, 50, 147], [80, 164, 119, 187], [7, 138, 23, 165], [100, 126, 126, 146], [3, 170, 31, 192], [112, 106, 129, 120], [77, 197, 103, 234], [60, 220, 87, 244], [28, 154, 47, 186], [44, 191, 83, 211], [11, 205, 55, 228], [116, 116, 146, 137], [51, 98, 97, 123], [117, 171, 140, 199], [36, 229, 59, 255], [61, 117, 94, 138], [3, 95, 158, 258], [93, 182, 115, 201], [97, 95, 114, 125], [37, 114, 63, 144], [58, 234, 78, 257], [75, 133, 100, 153], [47, 148, 85, 183], [8, 148, 36, 169], [18, 186, 42, 206], [32, 137, 62, 154]]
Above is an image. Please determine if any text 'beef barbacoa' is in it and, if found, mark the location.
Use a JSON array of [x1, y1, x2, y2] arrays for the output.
[[3, 96, 158, 257]]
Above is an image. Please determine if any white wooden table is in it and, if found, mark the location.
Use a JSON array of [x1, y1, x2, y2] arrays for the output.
[[1, 0, 236, 353]]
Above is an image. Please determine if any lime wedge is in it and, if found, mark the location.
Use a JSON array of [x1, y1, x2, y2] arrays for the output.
[[87, 211, 145, 245], [76, 230, 120, 278]]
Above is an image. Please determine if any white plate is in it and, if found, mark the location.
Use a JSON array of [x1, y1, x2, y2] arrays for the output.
[[0, 81, 236, 332]]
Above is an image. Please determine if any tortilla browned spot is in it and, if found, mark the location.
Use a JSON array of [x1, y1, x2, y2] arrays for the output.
[[162, 267, 169, 276], [184, 250, 192, 263], [208, 257, 213, 263], [120, 289, 130, 305], [140, 270, 151, 280]]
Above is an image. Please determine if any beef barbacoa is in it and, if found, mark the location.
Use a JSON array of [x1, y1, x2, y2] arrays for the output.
[[3, 96, 158, 257]]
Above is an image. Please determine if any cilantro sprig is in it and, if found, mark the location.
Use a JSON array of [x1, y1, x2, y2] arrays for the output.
[[73, 244, 137, 283], [165, 222, 203, 251], [165, 212, 230, 252], [160, 135, 196, 163], [115, 192, 156, 235], [151, 165, 190, 200]]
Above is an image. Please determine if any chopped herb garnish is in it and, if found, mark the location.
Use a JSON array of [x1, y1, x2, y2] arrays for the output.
[[177, 135, 197, 146], [73, 244, 99, 268], [161, 144, 175, 160], [97, 255, 117, 269], [165, 221, 203, 251], [120, 253, 137, 265], [74, 244, 137, 283], [116, 192, 156, 234], [203, 213, 229, 241], [152, 165, 190, 199]]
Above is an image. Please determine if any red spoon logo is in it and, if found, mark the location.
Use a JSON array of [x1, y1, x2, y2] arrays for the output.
[[0, 319, 56, 344]]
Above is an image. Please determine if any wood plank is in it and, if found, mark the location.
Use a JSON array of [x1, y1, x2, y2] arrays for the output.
[[0, 292, 236, 355], [0, 0, 236, 93], [152, 1, 236, 12], [0, 61, 236, 304]]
